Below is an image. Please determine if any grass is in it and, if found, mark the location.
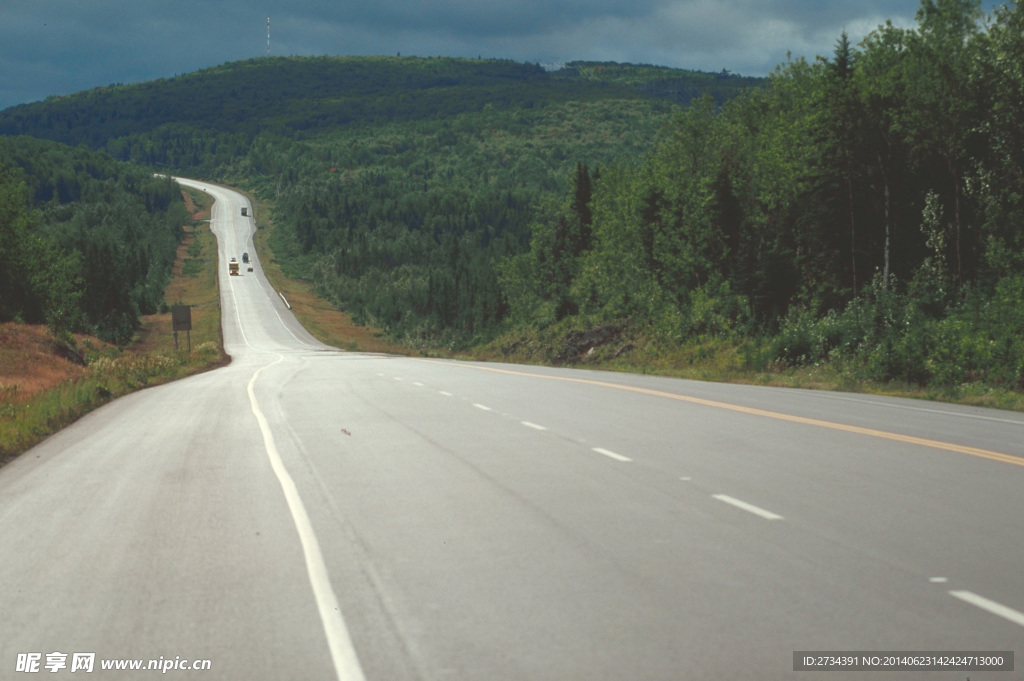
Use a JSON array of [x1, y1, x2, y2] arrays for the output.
[[470, 323, 1024, 413]]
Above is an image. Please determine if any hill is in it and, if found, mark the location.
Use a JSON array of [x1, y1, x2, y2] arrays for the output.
[[0, 55, 764, 347], [0, 56, 761, 173], [0, 136, 187, 344]]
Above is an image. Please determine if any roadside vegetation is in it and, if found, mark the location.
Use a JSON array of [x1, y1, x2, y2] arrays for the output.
[[486, 1, 1024, 406], [248, 194, 414, 355], [0, 187, 225, 466]]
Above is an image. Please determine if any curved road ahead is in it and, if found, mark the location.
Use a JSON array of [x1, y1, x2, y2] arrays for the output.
[[1, 181, 1022, 680]]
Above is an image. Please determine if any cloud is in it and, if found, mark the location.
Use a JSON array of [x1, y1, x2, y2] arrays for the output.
[[272, 0, 929, 74], [0, 0, 998, 110], [511, 0, 920, 73]]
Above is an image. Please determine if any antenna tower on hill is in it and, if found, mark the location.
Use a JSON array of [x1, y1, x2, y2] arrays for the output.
[[266, 16, 271, 55]]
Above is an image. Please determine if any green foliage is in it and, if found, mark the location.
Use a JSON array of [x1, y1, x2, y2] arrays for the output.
[[240, 76, 692, 345], [0, 137, 186, 344], [771, 268, 1024, 389], [0, 167, 47, 323], [0, 56, 715, 173]]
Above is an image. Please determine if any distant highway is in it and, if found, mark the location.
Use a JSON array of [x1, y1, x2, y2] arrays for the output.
[[1, 180, 1021, 680]]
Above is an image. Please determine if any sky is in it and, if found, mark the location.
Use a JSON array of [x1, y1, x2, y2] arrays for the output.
[[0, 0, 1004, 111]]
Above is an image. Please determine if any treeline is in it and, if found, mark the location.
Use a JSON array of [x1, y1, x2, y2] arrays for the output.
[[555, 61, 766, 106], [0, 56, 740, 174], [0, 136, 187, 344], [502, 0, 1024, 387]]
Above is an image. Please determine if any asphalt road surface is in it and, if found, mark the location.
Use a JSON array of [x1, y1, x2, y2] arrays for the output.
[[1, 180, 1022, 680]]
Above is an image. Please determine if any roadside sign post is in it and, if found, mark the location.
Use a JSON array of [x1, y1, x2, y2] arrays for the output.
[[171, 305, 192, 353]]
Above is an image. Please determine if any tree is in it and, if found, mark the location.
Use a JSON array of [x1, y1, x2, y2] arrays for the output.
[[971, 1, 1024, 282], [856, 20, 912, 288], [0, 162, 82, 336], [0, 166, 45, 323], [903, 0, 984, 282], [818, 32, 867, 296]]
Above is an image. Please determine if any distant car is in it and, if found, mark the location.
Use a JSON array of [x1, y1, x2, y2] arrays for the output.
[[242, 252, 249, 263]]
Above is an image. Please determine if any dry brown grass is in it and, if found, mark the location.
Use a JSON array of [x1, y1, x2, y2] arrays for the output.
[[0, 324, 112, 402]]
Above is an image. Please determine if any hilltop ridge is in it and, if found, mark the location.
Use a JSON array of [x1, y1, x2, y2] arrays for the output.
[[0, 56, 762, 163]]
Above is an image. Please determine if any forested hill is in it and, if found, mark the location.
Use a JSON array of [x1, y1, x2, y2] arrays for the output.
[[0, 56, 761, 172], [0, 55, 761, 351], [0, 136, 187, 345]]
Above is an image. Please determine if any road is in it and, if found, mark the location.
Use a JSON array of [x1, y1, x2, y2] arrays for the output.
[[1, 180, 1022, 680]]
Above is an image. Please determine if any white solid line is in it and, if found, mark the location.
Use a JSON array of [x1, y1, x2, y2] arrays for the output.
[[949, 590, 1024, 628], [592, 447, 632, 462], [439, 391, 453, 396], [807, 392, 1024, 426], [712, 494, 784, 520], [473, 403, 492, 411], [413, 381, 424, 386], [248, 359, 366, 681], [521, 421, 547, 430]]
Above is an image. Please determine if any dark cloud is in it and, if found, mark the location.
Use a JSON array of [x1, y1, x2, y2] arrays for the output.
[[0, 0, 1001, 110]]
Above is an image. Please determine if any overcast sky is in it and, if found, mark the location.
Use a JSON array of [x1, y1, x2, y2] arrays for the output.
[[0, 0, 1003, 111]]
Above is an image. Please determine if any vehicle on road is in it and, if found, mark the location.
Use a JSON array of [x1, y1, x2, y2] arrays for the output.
[[229, 258, 239, 276]]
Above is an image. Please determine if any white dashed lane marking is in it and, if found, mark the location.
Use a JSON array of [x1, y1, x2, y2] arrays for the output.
[[592, 447, 632, 462], [390, 368, 1024, 638], [712, 494, 784, 520]]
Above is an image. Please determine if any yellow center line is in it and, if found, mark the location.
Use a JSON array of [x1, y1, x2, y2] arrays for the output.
[[416, 359, 1024, 468]]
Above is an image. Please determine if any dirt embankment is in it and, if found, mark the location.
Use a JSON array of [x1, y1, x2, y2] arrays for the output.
[[0, 324, 113, 402]]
